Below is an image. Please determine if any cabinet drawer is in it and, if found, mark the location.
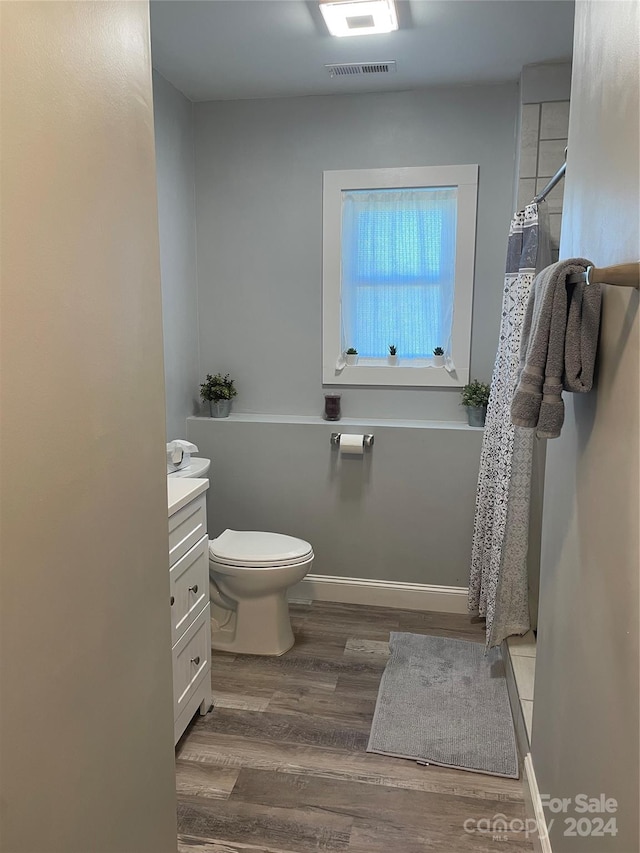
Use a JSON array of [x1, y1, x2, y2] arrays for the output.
[[172, 604, 211, 718], [170, 535, 208, 646], [169, 494, 207, 567]]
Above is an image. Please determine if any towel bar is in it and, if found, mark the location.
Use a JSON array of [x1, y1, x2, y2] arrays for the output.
[[567, 262, 639, 288]]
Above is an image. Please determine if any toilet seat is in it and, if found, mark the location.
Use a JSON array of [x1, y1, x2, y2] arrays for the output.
[[209, 529, 313, 568]]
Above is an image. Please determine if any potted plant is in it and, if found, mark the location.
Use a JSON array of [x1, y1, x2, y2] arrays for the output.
[[345, 347, 358, 367], [461, 379, 490, 427], [388, 344, 398, 366], [200, 372, 237, 418], [433, 346, 445, 368]]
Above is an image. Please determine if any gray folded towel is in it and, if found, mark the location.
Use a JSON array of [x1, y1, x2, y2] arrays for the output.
[[511, 258, 601, 439], [564, 275, 603, 392]]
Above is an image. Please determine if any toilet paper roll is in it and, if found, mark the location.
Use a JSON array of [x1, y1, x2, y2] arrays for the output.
[[339, 434, 365, 456]]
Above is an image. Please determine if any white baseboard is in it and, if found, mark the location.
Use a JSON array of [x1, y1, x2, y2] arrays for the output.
[[524, 753, 553, 853], [288, 574, 468, 614]]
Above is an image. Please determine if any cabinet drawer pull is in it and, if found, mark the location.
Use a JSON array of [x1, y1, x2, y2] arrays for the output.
[[189, 584, 198, 594], [170, 596, 175, 606], [191, 656, 201, 665]]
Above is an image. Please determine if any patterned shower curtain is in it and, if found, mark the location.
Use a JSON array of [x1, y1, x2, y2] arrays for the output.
[[469, 203, 551, 648]]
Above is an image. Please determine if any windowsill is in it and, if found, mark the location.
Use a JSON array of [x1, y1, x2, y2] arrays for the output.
[[342, 358, 444, 366], [322, 362, 469, 387], [187, 413, 483, 431]]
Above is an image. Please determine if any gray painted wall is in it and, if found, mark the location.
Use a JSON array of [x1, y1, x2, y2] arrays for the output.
[[188, 417, 483, 586], [153, 70, 199, 440], [194, 84, 519, 421], [532, 2, 639, 850], [520, 61, 572, 104], [1, 4, 177, 850]]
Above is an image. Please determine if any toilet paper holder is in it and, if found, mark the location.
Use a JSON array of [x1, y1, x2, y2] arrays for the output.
[[330, 433, 374, 447]]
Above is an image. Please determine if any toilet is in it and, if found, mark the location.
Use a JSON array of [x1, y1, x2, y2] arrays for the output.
[[170, 456, 313, 655], [208, 529, 314, 656]]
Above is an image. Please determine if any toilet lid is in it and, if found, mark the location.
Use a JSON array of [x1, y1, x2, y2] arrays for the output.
[[209, 529, 313, 568]]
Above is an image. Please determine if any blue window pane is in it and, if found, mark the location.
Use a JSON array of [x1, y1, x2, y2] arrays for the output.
[[341, 187, 458, 359], [355, 209, 443, 282], [353, 285, 444, 358]]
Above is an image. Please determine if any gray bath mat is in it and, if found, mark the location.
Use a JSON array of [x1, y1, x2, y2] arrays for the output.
[[367, 632, 518, 778]]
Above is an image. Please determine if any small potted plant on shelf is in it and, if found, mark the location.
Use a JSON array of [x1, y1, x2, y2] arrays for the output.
[[388, 344, 398, 366], [461, 379, 490, 427], [345, 347, 358, 366], [200, 372, 238, 418], [433, 346, 445, 367]]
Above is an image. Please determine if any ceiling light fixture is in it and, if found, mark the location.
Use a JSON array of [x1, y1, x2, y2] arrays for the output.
[[319, 0, 398, 38]]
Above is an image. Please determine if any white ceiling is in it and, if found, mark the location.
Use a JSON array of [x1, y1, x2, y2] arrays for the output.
[[150, 0, 574, 102]]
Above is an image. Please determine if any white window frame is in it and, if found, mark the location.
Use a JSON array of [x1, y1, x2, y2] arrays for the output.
[[322, 164, 478, 387]]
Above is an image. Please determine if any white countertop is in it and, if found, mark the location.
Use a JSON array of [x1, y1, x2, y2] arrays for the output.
[[167, 477, 209, 517]]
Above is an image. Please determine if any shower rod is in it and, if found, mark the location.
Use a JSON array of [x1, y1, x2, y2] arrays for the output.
[[533, 161, 566, 204], [528, 147, 638, 289]]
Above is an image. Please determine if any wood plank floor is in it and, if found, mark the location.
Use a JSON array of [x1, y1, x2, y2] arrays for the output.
[[176, 601, 533, 852]]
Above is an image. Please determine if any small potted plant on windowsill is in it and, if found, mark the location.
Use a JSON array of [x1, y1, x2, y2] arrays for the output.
[[388, 344, 398, 366], [461, 379, 490, 427], [345, 347, 358, 367], [200, 372, 238, 418], [433, 346, 445, 368]]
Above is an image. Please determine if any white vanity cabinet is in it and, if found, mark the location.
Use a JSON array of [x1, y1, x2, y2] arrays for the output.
[[167, 478, 212, 744]]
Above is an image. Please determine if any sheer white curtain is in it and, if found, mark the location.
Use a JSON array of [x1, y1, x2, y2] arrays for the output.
[[341, 187, 457, 358]]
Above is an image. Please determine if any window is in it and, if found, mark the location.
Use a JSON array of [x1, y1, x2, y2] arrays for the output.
[[323, 165, 478, 387], [342, 186, 457, 358]]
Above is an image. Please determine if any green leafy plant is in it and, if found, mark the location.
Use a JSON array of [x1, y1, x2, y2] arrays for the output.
[[200, 373, 238, 402], [461, 379, 490, 408], [388, 344, 397, 356], [433, 346, 444, 356], [346, 347, 358, 355]]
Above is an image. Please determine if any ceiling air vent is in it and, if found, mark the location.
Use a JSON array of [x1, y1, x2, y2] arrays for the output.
[[325, 61, 397, 78]]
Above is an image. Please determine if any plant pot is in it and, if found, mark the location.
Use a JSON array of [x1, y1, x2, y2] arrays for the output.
[[466, 405, 487, 427], [433, 355, 445, 368], [387, 355, 398, 366], [209, 399, 232, 418], [345, 354, 358, 366]]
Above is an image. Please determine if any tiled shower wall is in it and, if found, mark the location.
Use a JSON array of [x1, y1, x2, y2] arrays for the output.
[[517, 100, 570, 259]]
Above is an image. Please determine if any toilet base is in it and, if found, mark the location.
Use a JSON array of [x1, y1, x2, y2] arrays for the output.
[[210, 590, 295, 656]]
